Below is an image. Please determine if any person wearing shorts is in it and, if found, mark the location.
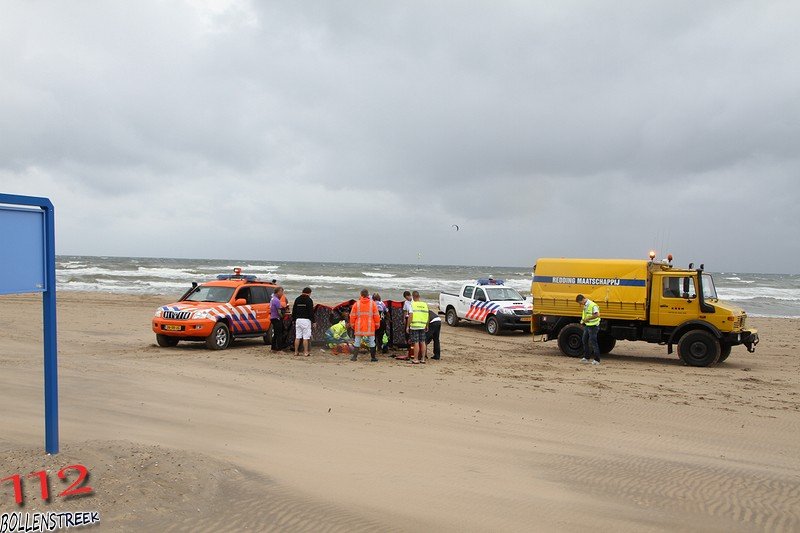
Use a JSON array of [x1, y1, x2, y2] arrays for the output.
[[292, 287, 315, 356], [406, 291, 430, 364], [395, 290, 414, 360]]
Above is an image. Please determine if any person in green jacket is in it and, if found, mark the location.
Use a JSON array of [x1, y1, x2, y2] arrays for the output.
[[577, 294, 601, 365], [325, 313, 353, 355]]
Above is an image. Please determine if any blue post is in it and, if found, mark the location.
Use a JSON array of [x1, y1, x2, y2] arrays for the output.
[[0, 193, 59, 454], [42, 199, 59, 454]]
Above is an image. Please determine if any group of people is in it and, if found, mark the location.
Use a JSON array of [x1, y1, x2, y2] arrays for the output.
[[346, 289, 441, 364], [268, 286, 441, 363], [268, 285, 316, 356], [269, 286, 599, 365]]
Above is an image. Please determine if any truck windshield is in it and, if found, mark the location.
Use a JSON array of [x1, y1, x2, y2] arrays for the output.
[[184, 286, 235, 303], [485, 287, 524, 301], [702, 274, 718, 300]]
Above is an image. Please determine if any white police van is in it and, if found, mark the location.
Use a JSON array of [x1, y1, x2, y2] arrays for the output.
[[438, 279, 532, 335]]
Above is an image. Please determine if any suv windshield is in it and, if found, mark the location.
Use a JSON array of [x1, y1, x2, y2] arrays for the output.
[[702, 274, 718, 300], [485, 287, 524, 301], [184, 286, 235, 303]]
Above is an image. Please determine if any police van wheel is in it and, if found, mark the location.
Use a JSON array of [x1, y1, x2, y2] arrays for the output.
[[445, 308, 460, 327], [677, 330, 720, 367], [598, 334, 616, 354], [207, 323, 231, 350], [263, 328, 272, 345], [717, 343, 732, 363], [485, 316, 500, 335], [156, 334, 179, 347], [557, 324, 584, 357]]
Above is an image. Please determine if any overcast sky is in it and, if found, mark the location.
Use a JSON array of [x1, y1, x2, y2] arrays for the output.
[[2, 1, 798, 272]]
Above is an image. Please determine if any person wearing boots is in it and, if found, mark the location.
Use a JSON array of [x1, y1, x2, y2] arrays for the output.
[[349, 288, 381, 362]]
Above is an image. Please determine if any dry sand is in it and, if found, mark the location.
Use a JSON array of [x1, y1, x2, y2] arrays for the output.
[[1, 292, 798, 532]]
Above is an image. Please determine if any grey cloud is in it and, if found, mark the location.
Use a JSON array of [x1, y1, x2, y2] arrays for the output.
[[1, 1, 799, 272]]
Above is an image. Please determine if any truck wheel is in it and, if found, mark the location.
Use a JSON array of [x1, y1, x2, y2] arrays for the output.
[[717, 343, 732, 363], [598, 334, 616, 354], [557, 324, 584, 357], [263, 327, 272, 345], [446, 308, 460, 327], [156, 334, 179, 347], [677, 330, 720, 367], [485, 316, 500, 335], [206, 322, 231, 350]]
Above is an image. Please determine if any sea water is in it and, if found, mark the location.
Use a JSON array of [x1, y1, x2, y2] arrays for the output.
[[55, 256, 800, 318]]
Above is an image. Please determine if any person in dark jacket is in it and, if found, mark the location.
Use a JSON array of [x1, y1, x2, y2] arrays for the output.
[[425, 310, 441, 360], [373, 293, 388, 354], [270, 287, 285, 351], [292, 287, 315, 356]]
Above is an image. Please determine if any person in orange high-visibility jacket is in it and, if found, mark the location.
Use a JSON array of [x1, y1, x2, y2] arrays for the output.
[[349, 288, 381, 362]]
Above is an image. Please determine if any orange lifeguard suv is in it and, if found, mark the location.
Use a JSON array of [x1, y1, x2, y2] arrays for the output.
[[152, 268, 278, 350]]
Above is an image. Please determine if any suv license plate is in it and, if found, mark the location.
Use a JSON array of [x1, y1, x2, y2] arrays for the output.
[[163, 325, 183, 331], [521, 316, 531, 322]]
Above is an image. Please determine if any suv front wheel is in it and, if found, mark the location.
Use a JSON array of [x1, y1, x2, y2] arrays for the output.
[[156, 334, 179, 347], [207, 322, 231, 350]]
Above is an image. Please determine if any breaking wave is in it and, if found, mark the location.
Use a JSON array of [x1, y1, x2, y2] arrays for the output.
[[53, 256, 799, 316]]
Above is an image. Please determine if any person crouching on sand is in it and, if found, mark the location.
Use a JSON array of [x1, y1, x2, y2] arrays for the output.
[[326, 313, 353, 355], [350, 289, 380, 362]]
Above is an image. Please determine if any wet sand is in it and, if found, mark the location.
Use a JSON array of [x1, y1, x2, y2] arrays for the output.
[[1, 292, 798, 531]]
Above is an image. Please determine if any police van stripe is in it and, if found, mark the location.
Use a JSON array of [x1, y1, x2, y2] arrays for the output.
[[466, 301, 500, 322], [533, 275, 646, 287]]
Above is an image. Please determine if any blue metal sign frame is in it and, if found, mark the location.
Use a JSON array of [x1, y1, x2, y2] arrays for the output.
[[0, 193, 59, 454]]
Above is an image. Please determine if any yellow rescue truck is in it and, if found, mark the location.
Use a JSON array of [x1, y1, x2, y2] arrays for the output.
[[530, 255, 759, 366]]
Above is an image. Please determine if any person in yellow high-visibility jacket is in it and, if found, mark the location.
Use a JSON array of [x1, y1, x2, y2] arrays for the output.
[[406, 291, 430, 364], [576, 294, 601, 365]]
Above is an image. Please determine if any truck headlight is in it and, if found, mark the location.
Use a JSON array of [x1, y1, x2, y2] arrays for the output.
[[498, 308, 514, 315], [193, 310, 211, 320]]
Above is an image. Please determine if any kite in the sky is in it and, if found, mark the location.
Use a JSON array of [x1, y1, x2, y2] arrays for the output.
[[452, 224, 459, 231]]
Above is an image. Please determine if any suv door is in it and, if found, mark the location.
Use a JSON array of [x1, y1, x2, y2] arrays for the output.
[[248, 286, 271, 331]]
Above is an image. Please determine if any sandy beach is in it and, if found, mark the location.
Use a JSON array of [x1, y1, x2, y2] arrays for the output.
[[1, 291, 798, 532]]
